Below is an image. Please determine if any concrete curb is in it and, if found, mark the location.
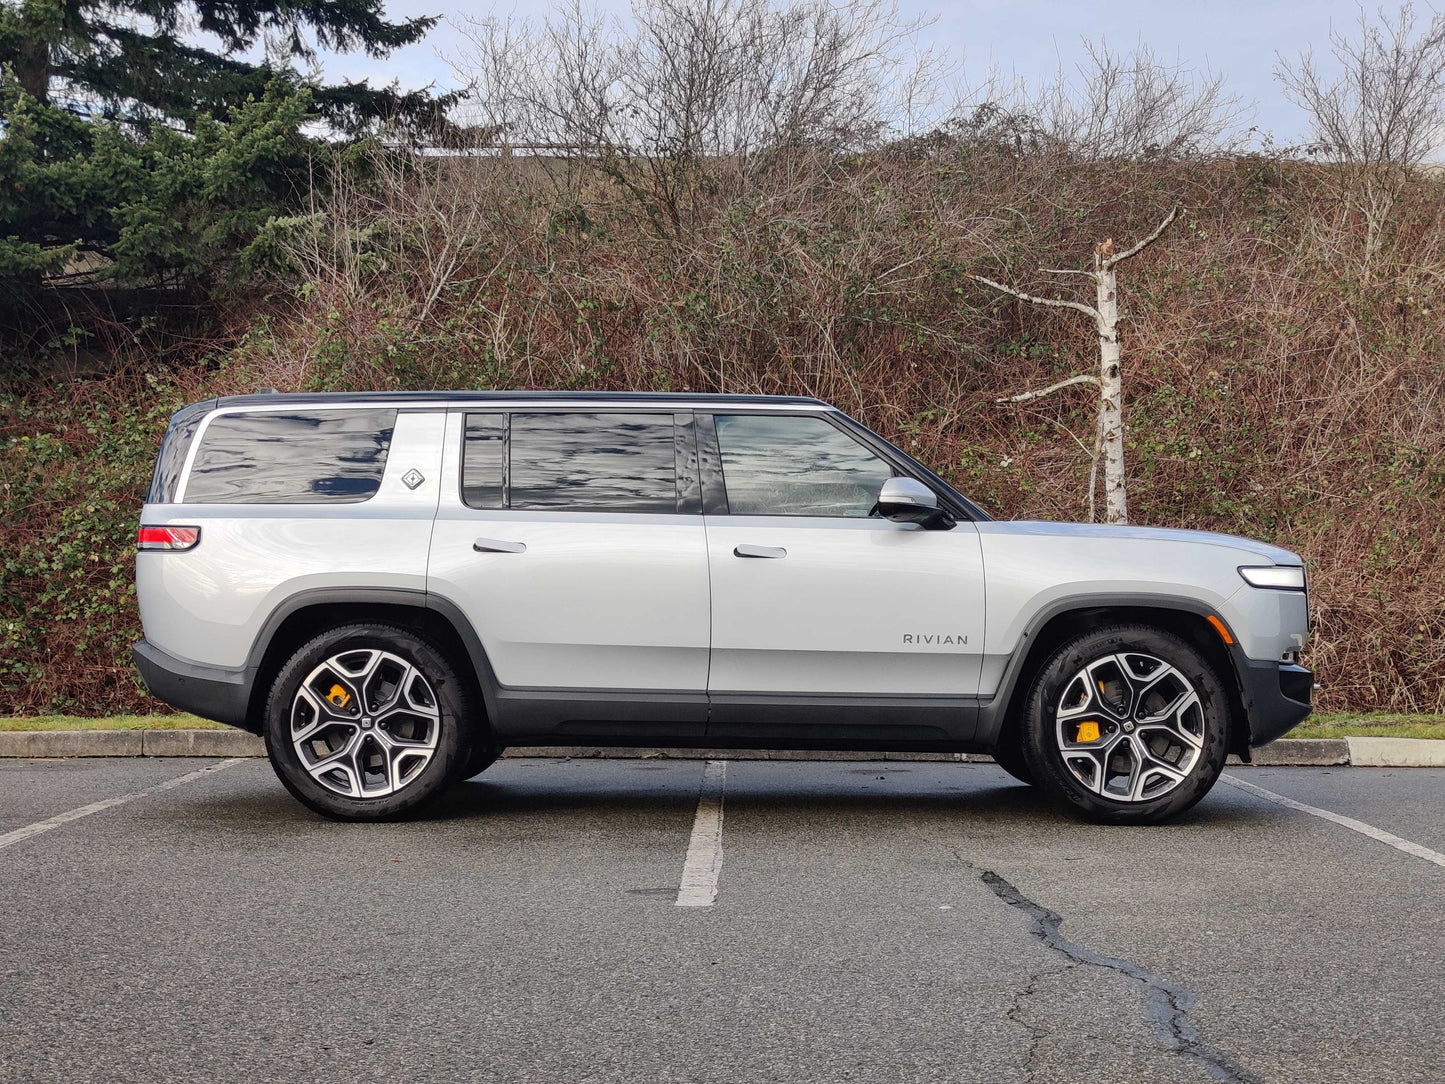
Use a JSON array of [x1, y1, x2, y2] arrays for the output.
[[0, 729, 263, 758], [0, 730, 146, 757], [1345, 735, 1445, 767], [1230, 738, 1350, 766], [140, 729, 267, 757], [0, 730, 1440, 766]]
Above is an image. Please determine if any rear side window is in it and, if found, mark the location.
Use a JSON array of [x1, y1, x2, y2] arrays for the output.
[[462, 412, 678, 513], [183, 409, 397, 505], [713, 414, 894, 517]]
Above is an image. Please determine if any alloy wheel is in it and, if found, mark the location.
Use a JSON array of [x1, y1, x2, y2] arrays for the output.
[[289, 649, 441, 799], [1054, 652, 1204, 802]]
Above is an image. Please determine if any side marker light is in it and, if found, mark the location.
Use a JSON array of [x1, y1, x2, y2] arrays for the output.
[[1206, 614, 1235, 645]]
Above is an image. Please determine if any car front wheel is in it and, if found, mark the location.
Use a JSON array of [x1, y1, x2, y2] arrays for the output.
[[1020, 624, 1232, 825], [263, 624, 475, 821], [459, 742, 502, 780]]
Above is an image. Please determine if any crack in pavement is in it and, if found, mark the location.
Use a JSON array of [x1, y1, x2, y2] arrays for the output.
[[979, 870, 1265, 1084], [1002, 958, 1079, 1081]]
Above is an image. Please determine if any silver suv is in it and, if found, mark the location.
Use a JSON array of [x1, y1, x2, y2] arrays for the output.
[[133, 392, 1312, 823]]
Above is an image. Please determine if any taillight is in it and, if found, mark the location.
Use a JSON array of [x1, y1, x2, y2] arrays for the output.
[[136, 526, 200, 551]]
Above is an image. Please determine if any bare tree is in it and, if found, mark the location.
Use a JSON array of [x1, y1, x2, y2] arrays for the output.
[[449, 0, 944, 237], [972, 206, 1179, 524], [977, 40, 1247, 158], [1278, 3, 1445, 278]]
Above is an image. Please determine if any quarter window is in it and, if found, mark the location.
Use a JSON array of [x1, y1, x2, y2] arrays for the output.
[[713, 414, 895, 517], [184, 410, 396, 504], [508, 413, 678, 513], [146, 402, 209, 504]]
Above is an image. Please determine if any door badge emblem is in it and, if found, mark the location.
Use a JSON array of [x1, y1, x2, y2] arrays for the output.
[[402, 469, 425, 490]]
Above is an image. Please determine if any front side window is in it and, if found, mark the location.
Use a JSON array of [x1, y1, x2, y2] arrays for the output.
[[184, 409, 396, 504], [714, 414, 894, 517], [503, 413, 678, 513]]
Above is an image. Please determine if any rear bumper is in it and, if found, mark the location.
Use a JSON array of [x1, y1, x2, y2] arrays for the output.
[[132, 640, 257, 732], [1237, 657, 1313, 746]]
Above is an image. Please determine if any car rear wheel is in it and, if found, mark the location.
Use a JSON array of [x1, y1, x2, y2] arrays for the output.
[[264, 624, 476, 821], [1020, 624, 1231, 825]]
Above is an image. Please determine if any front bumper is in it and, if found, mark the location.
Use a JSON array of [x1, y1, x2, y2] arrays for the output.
[[1236, 656, 1313, 746], [132, 640, 257, 731]]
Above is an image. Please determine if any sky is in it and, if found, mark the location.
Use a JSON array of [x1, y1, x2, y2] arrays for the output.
[[311, 0, 1371, 145]]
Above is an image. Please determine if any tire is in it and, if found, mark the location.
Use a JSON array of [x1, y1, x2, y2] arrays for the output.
[[263, 623, 477, 821], [1019, 624, 1231, 825], [990, 731, 1037, 787], [459, 742, 502, 780]]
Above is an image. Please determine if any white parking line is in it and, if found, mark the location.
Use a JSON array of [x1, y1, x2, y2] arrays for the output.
[[1221, 773, 1445, 869], [676, 759, 728, 907], [0, 759, 244, 853]]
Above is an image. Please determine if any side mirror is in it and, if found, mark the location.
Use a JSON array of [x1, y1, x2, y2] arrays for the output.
[[874, 477, 955, 530]]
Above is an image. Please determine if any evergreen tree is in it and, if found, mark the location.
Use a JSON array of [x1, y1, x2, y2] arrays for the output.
[[0, 0, 451, 298], [0, 0, 447, 133], [0, 75, 317, 293]]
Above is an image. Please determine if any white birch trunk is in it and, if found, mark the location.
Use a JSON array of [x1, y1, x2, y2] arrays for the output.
[[976, 205, 1176, 528], [1094, 264, 1127, 524]]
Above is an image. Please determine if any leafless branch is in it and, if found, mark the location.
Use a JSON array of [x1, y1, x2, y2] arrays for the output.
[[1086, 402, 1105, 523], [995, 373, 1102, 404], [448, 0, 949, 237], [1105, 204, 1180, 267], [1277, 3, 1445, 172], [1276, 4, 1445, 274], [969, 273, 1102, 322], [969, 38, 1249, 159]]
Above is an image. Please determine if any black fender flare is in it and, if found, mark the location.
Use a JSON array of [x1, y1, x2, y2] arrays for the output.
[[973, 592, 1252, 748], [242, 587, 504, 725]]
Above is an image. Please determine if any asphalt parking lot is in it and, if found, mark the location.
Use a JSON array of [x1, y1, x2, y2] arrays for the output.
[[2, 757, 1442, 1084]]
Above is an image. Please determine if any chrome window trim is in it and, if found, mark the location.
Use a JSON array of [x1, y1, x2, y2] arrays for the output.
[[177, 400, 833, 503]]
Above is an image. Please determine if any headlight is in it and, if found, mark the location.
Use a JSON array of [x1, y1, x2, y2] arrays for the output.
[[1238, 565, 1306, 591]]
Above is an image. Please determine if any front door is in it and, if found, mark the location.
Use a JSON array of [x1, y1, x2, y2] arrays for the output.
[[700, 412, 985, 743], [428, 410, 711, 740]]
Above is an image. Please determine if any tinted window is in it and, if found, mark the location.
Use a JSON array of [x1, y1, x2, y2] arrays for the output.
[[146, 400, 211, 504], [184, 410, 396, 504], [462, 413, 505, 509], [714, 414, 894, 517], [509, 413, 677, 513]]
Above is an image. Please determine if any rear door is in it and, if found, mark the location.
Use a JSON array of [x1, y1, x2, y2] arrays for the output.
[[427, 409, 711, 741], [700, 411, 985, 743]]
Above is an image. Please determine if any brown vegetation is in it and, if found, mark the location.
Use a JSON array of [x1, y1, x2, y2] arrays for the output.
[[3, 1, 1443, 716]]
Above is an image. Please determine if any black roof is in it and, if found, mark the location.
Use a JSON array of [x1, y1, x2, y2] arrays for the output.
[[212, 390, 831, 409]]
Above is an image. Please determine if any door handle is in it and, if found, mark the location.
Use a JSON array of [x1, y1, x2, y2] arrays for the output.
[[733, 544, 786, 559], [473, 537, 526, 554]]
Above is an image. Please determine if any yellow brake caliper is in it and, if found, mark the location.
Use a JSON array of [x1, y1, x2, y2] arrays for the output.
[[326, 684, 352, 710], [1075, 720, 1100, 743]]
